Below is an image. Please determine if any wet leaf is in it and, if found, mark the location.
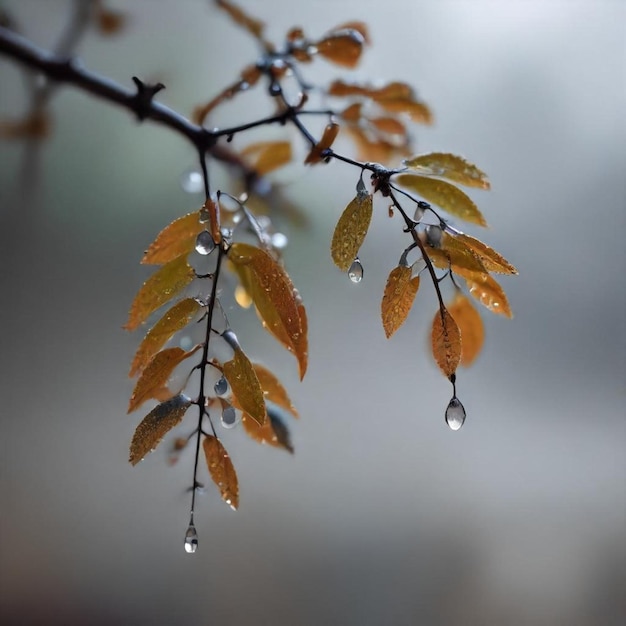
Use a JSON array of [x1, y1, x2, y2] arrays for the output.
[[203, 435, 239, 510], [129, 298, 201, 377], [241, 140, 292, 176], [129, 394, 191, 466], [141, 212, 201, 265], [404, 153, 490, 190], [128, 346, 200, 413], [381, 265, 420, 338], [465, 273, 513, 318], [305, 122, 340, 164], [252, 363, 298, 417], [223, 347, 267, 426], [427, 233, 488, 279], [447, 293, 484, 366], [395, 175, 487, 226], [125, 254, 196, 331], [431, 308, 462, 377], [455, 233, 518, 274], [242, 403, 294, 453], [229, 243, 308, 379], [315, 30, 364, 68], [333, 21, 371, 44], [215, 0, 264, 40], [375, 98, 432, 124], [331, 192, 374, 271]]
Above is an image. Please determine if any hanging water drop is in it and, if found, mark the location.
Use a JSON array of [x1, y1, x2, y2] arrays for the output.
[[180, 169, 204, 194], [184, 523, 198, 553], [214, 376, 228, 396], [348, 258, 363, 283], [413, 204, 425, 222], [271, 232, 288, 250], [195, 231, 215, 255], [412, 257, 427, 275], [426, 225, 443, 247], [221, 404, 239, 429], [445, 396, 466, 431]]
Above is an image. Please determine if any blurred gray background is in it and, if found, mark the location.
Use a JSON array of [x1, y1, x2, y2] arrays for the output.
[[1, 1, 624, 624]]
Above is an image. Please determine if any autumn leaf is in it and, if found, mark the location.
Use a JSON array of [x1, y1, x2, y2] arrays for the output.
[[203, 435, 239, 510], [215, 0, 265, 40], [223, 346, 267, 426], [331, 191, 374, 271], [370, 116, 407, 136], [447, 293, 484, 366], [242, 403, 294, 453], [229, 243, 308, 379], [333, 21, 370, 44], [431, 308, 462, 377], [95, 6, 126, 35], [455, 233, 518, 274], [252, 363, 298, 417], [465, 273, 513, 318], [305, 122, 340, 164], [129, 297, 201, 378], [427, 233, 489, 279], [125, 254, 196, 332], [141, 212, 201, 265], [128, 345, 200, 413], [129, 394, 192, 466], [315, 30, 365, 68], [395, 174, 487, 227], [403, 153, 490, 190], [381, 265, 420, 338], [241, 140, 292, 176]]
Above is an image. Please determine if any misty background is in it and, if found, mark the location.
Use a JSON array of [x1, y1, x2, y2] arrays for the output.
[[1, 1, 624, 624]]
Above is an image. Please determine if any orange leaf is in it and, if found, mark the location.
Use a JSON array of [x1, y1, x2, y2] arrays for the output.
[[455, 233, 518, 274], [315, 31, 364, 68], [129, 297, 201, 377], [403, 153, 490, 190], [331, 191, 373, 271], [223, 347, 267, 426], [328, 80, 369, 98], [375, 98, 433, 124], [395, 174, 487, 226], [203, 435, 239, 510], [252, 363, 298, 417], [229, 243, 308, 379], [447, 293, 484, 367], [333, 21, 371, 44], [369, 116, 407, 136], [95, 8, 126, 35], [0, 110, 51, 139], [431, 308, 462, 377], [125, 253, 196, 331], [242, 404, 294, 453], [141, 212, 201, 265], [305, 122, 340, 164], [128, 346, 200, 413], [465, 273, 513, 318], [381, 265, 420, 338], [129, 394, 192, 466], [427, 233, 488, 279], [215, 0, 264, 40], [241, 140, 292, 176]]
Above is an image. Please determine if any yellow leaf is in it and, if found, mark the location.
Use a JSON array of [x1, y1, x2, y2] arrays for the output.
[[431, 308, 462, 377], [447, 293, 484, 367], [403, 153, 490, 190], [223, 347, 267, 426], [229, 243, 308, 379], [465, 273, 513, 318], [381, 265, 420, 338], [427, 233, 488, 279], [129, 394, 191, 466], [129, 297, 201, 378], [305, 122, 340, 164], [375, 98, 433, 124], [252, 363, 298, 417], [331, 192, 373, 271], [370, 116, 407, 136], [395, 174, 487, 227], [455, 233, 518, 274], [128, 346, 200, 413], [242, 405, 294, 453], [241, 140, 292, 176], [125, 254, 196, 331], [203, 435, 239, 510], [141, 212, 201, 265], [315, 31, 364, 68]]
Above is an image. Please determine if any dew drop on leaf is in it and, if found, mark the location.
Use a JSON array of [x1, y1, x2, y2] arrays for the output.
[[221, 403, 239, 429], [195, 231, 215, 255], [214, 376, 228, 396], [271, 232, 288, 250], [445, 396, 466, 431], [348, 258, 363, 283], [184, 523, 198, 553], [180, 169, 204, 194]]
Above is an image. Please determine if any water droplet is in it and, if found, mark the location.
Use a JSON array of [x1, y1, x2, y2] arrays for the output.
[[179, 335, 193, 351], [184, 524, 198, 553], [412, 257, 427, 275], [413, 204, 425, 222], [195, 231, 215, 255], [348, 258, 363, 283], [180, 169, 203, 194], [426, 225, 442, 247], [221, 404, 239, 429], [271, 232, 288, 250], [445, 397, 466, 431], [214, 376, 228, 396]]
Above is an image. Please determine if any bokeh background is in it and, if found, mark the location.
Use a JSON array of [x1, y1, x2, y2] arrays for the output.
[[1, 1, 624, 624]]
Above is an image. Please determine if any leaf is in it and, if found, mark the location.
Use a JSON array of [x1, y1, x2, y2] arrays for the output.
[[229, 243, 308, 379], [305, 122, 340, 164], [252, 363, 298, 417], [431, 308, 462, 377], [215, 0, 265, 40], [129, 394, 192, 466], [455, 233, 518, 274], [223, 346, 267, 426], [427, 234, 489, 279], [330, 192, 374, 271], [241, 141, 292, 176], [203, 435, 239, 510], [125, 254, 196, 331], [129, 297, 201, 377], [128, 346, 200, 413], [465, 273, 513, 318], [95, 7, 126, 35], [447, 293, 484, 367], [403, 153, 491, 190], [395, 174, 487, 227], [0, 110, 51, 139], [333, 21, 371, 44], [141, 212, 201, 266], [370, 116, 407, 136], [315, 30, 364, 68], [242, 403, 294, 453], [375, 98, 433, 124], [381, 265, 420, 338]]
